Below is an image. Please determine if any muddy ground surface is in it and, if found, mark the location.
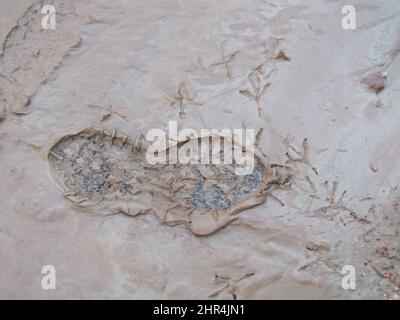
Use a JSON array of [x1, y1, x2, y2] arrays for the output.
[[0, 0, 399, 299]]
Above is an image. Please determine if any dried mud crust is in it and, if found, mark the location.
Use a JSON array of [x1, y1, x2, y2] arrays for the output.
[[47, 128, 277, 235]]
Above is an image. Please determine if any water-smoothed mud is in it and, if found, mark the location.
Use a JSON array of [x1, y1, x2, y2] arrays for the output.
[[47, 128, 279, 236]]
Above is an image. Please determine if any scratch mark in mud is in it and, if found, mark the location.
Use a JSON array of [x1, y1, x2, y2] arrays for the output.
[[1, 26, 19, 59]]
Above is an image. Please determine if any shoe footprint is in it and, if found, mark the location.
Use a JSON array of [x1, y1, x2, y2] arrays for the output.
[[46, 127, 275, 236]]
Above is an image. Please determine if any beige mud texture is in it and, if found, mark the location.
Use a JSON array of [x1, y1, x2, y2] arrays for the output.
[[1, 0, 400, 299]]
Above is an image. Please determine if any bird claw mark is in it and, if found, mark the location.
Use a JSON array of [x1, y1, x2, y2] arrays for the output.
[[238, 38, 290, 120], [210, 41, 239, 80], [307, 181, 370, 224], [168, 82, 203, 119], [285, 137, 310, 166], [209, 272, 255, 299], [371, 245, 400, 291], [86, 103, 128, 122], [262, 38, 290, 62], [239, 62, 275, 120]]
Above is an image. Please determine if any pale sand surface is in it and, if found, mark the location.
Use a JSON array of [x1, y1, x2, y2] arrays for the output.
[[0, 0, 399, 299]]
